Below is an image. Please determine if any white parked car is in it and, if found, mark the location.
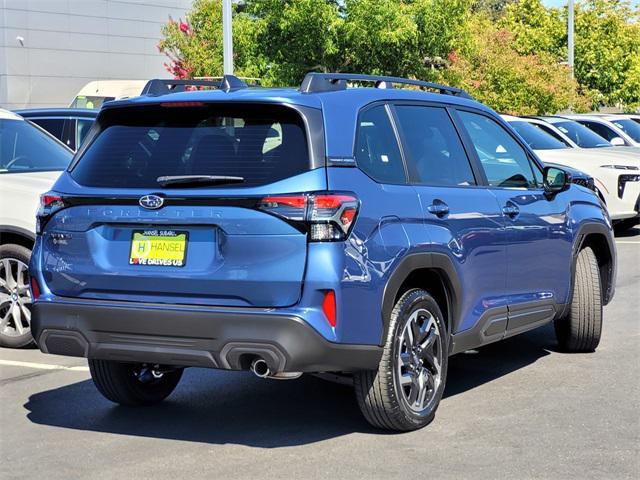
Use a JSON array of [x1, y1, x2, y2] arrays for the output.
[[503, 115, 640, 228], [0, 109, 72, 347], [564, 114, 640, 148]]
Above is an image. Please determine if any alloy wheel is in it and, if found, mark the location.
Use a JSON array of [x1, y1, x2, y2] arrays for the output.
[[0, 258, 32, 337], [395, 308, 443, 412]]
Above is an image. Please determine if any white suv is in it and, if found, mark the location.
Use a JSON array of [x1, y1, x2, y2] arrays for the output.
[[0, 109, 72, 347], [503, 115, 640, 229]]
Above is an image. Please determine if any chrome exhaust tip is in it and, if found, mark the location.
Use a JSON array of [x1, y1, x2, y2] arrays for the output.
[[250, 358, 271, 378]]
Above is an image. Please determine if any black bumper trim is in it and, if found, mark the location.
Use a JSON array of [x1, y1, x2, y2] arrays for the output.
[[31, 300, 382, 373]]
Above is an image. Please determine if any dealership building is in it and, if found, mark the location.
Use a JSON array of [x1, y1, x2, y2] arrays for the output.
[[0, 0, 191, 109]]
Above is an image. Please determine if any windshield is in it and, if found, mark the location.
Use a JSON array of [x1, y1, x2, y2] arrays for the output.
[[70, 95, 115, 109], [71, 104, 309, 188], [610, 119, 640, 142], [0, 119, 72, 173], [508, 121, 568, 150], [553, 120, 611, 148]]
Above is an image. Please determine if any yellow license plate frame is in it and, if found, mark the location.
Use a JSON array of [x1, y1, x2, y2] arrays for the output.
[[129, 229, 188, 267]]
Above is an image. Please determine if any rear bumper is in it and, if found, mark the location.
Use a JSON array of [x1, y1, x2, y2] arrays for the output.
[[31, 298, 382, 373]]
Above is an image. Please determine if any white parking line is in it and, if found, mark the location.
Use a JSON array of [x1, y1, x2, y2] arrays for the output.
[[615, 240, 640, 244], [0, 359, 89, 372]]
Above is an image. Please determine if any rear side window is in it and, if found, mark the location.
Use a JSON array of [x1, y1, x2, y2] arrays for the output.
[[30, 118, 66, 144], [395, 106, 476, 186], [71, 104, 309, 188], [355, 105, 406, 184]]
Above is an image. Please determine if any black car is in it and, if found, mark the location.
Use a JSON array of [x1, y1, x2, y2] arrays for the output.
[[14, 108, 98, 152]]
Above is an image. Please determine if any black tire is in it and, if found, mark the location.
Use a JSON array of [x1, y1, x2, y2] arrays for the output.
[[89, 359, 183, 406], [354, 289, 448, 431], [0, 244, 34, 348], [554, 246, 602, 352]]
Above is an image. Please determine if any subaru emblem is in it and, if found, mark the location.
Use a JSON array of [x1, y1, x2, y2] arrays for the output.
[[139, 194, 164, 210]]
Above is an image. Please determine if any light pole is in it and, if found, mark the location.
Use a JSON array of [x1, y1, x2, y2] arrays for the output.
[[568, 0, 574, 77], [222, 0, 233, 75]]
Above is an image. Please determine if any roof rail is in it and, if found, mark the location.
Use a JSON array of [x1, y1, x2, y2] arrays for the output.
[[142, 75, 248, 96], [300, 72, 473, 99]]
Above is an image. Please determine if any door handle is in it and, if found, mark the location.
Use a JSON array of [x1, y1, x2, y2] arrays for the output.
[[427, 200, 449, 218], [502, 203, 520, 218]]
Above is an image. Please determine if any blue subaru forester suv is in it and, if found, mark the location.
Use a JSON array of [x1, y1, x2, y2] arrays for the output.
[[30, 74, 616, 431]]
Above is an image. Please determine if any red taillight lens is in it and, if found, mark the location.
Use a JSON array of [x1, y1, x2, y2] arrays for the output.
[[30, 277, 41, 300], [41, 194, 62, 207], [322, 290, 337, 327], [37, 191, 65, 234], [259, 192, 359, 241]]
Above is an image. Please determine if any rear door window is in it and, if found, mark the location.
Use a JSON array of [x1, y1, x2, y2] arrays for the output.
[[394, 105, 476, 186], [71, 104, 309, 188], [355, 105, 406, 184]]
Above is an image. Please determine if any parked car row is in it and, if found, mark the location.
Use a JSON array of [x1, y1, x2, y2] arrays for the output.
[[502, 114, 640, 231]]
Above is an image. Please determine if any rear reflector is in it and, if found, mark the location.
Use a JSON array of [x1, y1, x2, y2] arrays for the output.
[[30, 277, 41, 300], [322, 290, 337, 328]]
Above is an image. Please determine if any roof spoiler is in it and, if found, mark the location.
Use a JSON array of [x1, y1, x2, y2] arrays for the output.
[[141, 75, 248, 96], [300, 72, 473, 99]]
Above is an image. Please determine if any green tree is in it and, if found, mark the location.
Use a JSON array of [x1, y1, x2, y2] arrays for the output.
[[501, 0, 640, 110], [441, 17, 591, 115]]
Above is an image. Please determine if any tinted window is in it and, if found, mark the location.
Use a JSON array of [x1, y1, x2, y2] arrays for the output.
[[611, 119, 640, 142], [395, 106, 475, 186], [535, 124, 572, 146], [0, 119, 71, 173], [458, 111, 538, 188], [508, 121, 568, 150], [552, 120, 611, 148], [30, 118, 65, 144], [579, 120, 624, 143], [71, 104, 309, 188], [355, 105, 406, 184], [77, 118, 94, 149]]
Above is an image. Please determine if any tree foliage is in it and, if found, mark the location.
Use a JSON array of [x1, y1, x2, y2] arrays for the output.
[[441, 17, 591, 115], [158, 0, 639, 113], [502, 0, 640, 111]]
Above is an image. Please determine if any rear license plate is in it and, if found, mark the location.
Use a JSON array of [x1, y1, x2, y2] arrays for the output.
[[129, 229, 188, 267]]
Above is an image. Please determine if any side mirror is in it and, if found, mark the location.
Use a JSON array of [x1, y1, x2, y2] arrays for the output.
[[610, 136, 626, 146], [543, 166, 571, 195]]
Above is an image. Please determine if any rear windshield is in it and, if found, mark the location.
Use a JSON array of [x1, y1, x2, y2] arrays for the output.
[[71, 103, 309, 188]]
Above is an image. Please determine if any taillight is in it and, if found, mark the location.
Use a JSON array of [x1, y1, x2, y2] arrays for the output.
[[36, 191, 65, 234], [259, 192, 359, 241]]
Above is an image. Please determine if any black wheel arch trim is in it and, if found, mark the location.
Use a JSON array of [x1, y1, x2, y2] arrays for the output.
[[0, 225, 36, 244], [380, 252, 462, 346]]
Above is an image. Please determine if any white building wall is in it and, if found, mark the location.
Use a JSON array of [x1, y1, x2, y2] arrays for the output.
[[0, 0, 192, 109]]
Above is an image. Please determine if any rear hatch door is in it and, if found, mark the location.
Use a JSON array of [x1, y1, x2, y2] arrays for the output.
[[42, 102, 324, 307]]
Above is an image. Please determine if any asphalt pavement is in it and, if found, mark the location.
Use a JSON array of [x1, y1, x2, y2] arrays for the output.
[[1, 228, 638, 480]]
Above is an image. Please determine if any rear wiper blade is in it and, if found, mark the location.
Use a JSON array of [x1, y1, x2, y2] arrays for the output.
[[157, 175, 245, 187]]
